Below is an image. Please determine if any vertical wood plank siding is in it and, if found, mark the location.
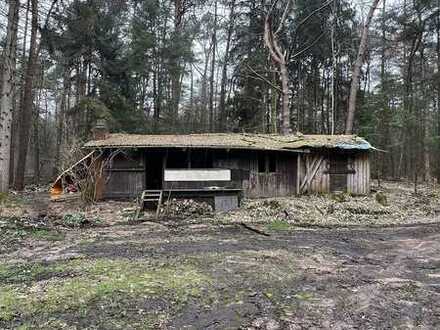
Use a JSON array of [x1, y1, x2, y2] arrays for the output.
[[103, 152, 145, 199], [214, 150, 297, 198], [100, 148, 369, 199], [303, 152, 370, 195], [309, 157, 330, 193], [347, 152, 370, 194], [103, 169, 145, 198]]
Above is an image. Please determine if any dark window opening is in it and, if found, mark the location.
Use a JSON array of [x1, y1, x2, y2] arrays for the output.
[[166, 150, 188, 168], [258, 152, 277, 173], [166, 149, 214, 169], [258, 152, 266, 173], [268, 154, 277, 173], [191, 150, 213, 168]]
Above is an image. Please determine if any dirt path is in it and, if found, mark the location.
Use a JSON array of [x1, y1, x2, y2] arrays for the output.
[[2, 222, 440, 329]]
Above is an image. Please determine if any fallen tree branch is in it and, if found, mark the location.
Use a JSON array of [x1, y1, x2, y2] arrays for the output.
[[239, 223, 271, 236]]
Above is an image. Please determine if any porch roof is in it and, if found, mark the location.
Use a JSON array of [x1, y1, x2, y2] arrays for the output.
[[84, 133, 373, 152]]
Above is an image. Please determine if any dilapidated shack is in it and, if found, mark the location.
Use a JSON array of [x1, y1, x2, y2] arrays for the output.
[[83, 132, 373, 203]]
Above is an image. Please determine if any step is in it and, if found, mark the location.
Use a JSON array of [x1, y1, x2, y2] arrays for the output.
[[135, 190, 164, 220]]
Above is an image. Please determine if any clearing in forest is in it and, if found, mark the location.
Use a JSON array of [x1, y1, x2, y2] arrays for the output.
[[1, 181, 440, 329]]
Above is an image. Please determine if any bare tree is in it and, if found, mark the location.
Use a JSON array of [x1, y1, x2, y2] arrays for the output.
[[0, 0, 20, 192], [345, 0, 381, 134], [264, 1, 292, 135]]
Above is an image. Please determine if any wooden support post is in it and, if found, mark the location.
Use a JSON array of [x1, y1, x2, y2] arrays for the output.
[[296, 154, 301, 195]]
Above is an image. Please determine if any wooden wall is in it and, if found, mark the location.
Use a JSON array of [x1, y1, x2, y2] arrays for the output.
[[102, 152, 145, 199], [99, 148, 369, 199], [214, 150, 297, 198], [299, 151, 370, 195], [308, 157, 330, 193], [347, 152, 370, 195]]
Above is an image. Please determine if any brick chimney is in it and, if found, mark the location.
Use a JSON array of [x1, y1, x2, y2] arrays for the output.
[[92, 119, 109, 140]]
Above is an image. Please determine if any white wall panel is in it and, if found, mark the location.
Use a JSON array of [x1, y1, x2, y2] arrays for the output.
[[164, 169, 231, 182]]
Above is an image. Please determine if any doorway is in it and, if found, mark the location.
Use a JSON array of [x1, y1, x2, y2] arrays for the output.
[[329, 154, 348, 192], [145, 150, 164, 190]]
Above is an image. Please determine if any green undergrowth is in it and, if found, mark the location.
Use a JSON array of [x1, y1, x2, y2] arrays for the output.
[[0, 258, 210, 327], [266, 220, 292, 231], [0, 193, 25, 208], [0, 217, 65, 246]]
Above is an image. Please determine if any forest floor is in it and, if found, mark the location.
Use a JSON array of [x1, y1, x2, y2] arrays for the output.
[[1, 181, 440, 329]]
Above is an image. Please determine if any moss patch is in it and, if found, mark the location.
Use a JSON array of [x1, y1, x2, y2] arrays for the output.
[[0, 260, 76, 285], [0, 259, 209, 327]]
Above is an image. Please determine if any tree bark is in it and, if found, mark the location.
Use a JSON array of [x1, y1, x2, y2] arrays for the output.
[[208, 1, 218, 132], [264, 16, 291, 135], [0, 0, 20, 192], [170, 0, 189, 131], [14, 0, 39, 190], [200, 44, 210, 131], [330, 0, 337, 134], [33, 86, 41, 184], [10, 0, 30, 186], [218, 0, 236, 132], [54, 68, 70, 177], [345, 0, 380, 134], [437, 0, 440, 182]]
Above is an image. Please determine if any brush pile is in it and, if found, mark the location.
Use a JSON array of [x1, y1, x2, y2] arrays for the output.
[[160, 199, 213, 219], [218, 181, 440, 226]]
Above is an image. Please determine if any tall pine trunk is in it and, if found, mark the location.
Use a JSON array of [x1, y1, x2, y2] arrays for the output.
[[0, 0, 20, 192], [436, 0, 440, 182], [10, 0, 30, 186], [14, 0, 39, 190], [218, 0, 235, 132], [208, 1, 218, 132]]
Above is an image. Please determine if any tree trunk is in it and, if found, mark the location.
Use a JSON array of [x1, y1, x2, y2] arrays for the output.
[[54, 68, 70, 177], [330, 0, 337, 134], [10, 0, 30, 186], [279, 61, 290, 134], [200, 45, 210, 131], [208, 1, 218, 132], [14, 0, 39, 190], [437, 0, 440, 182], [33, 89, 41, 184], [345, 0, 380, 134], [0, 0, 20, 192], [170, 0, 186, 131], [218, 0, 236, 132], [264, 16, 291, 135]]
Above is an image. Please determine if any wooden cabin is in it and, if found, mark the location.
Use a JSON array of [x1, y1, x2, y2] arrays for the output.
[[83, 132, 373, 206]]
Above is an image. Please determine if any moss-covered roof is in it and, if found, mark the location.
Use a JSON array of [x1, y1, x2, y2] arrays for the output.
[[84, 133, 372, 152]]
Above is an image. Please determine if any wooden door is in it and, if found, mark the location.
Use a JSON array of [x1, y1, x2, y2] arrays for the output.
[[329, 155, 348, 192]]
